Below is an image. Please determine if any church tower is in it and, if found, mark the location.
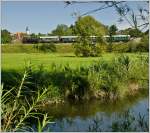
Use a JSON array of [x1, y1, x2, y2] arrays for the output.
[[26, 26, 30, 35]]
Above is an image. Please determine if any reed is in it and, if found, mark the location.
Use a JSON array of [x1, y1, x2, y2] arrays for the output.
[[1, 65, 52, 132]]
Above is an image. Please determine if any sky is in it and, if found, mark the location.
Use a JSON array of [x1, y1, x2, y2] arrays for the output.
[[1, 1, 149, 34]]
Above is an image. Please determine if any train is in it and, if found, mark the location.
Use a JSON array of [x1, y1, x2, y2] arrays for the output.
[[103, 35, 131, 42], [22, 35, 130, 44]]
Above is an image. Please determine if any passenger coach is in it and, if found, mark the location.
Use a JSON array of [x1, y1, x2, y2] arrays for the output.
[[22, 35, 131, 44]]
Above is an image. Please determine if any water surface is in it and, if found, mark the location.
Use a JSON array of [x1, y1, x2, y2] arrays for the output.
[[42, 91, 149, 132]]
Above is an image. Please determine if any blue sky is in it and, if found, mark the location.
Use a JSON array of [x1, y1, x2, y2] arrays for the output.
[[1, 1, 149, 34]]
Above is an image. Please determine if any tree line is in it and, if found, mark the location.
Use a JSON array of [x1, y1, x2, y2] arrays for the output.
[[1, 15, 146, 44], [1, 15, 148, 56]]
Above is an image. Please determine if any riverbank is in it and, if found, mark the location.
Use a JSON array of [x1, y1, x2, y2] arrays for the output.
[[2, 53, 148, 102]]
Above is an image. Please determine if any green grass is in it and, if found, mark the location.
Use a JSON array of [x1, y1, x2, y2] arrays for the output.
[[1, 53, 99, 70], [2, 52, 148, 71], [2, 44, 38, 53], [2, 43, 74, 53]]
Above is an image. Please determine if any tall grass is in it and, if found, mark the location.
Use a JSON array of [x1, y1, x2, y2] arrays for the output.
[[1, 65, 52, 132], [2, 54, 148, 102]]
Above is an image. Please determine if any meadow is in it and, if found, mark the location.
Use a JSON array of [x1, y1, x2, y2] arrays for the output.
[[1, 52, 148, 71]]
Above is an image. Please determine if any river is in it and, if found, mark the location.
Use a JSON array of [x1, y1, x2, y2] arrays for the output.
[[38, 90, 148, 132]]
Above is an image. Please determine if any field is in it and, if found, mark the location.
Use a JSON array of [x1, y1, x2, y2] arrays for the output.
[[2, 43, 148, 71], [2, 52, 148, 71]]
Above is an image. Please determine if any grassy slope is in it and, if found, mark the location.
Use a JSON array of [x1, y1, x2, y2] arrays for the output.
[[2, 43, 74, 53]]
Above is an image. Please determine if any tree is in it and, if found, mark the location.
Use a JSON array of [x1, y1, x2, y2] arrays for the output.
[[51, 24, 72, 36], [73, 16, 107, 56], [74, 16, 107, 36], [128, 29, 143, 38], [109, 25, 118, 35], [30, 33, 38, 38], [107, 25, 118, 52], [118, 28, 143, 38], [1, 29, 12, 44], [38, 33, 45, 36]]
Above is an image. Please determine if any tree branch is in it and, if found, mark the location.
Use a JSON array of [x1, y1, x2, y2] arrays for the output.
[[80, 2, 125, 16]]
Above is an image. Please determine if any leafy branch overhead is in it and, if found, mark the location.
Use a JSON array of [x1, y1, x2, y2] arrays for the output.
[[65, 1, 149, 31]]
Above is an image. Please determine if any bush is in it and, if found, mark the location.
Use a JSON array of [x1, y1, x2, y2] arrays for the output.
[[35, 43, 56, 53], [1, 29, 12, 44], [73, 37, 103, 57], [136, 35, 149, 52], [112, 40, 148, 53], [112, 42, 129, 52]]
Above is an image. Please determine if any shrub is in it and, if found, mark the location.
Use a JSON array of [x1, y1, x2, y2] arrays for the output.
[[136, 35, 149, 52], [35, 43, 56, 53], [112, 42, 129, 52], [73, 39, 103, 57], [112, 41, 147, 53], [1, 29, 12, 44]]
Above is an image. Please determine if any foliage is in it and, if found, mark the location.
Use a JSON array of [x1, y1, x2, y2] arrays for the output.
[[2, 44, 73, 53], [1, 67, 52, 132], [36, 114, 52, 132], [2, 54, 148, 101], [112, 36, 149, 53], [128, 28, 143, 37], [74, 16, 108, 36], [30, 33, 38, 38], [51, 24, 73, 36], [66, 1, 149, 31], [136, 35, 149, 52], [34, 43, 57, 53], [108, 25, 118, 35], [1, 60, 148, 131], [74, 41, 103, 57], [73, 16, 107, 56], [119, 28, 144, 38], [107, 25, 118, 52], [1, 29, 12, 44], [38, 33, 46, 37]]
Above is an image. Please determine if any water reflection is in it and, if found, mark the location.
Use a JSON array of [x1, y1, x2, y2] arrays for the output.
[[43, 90, 148, 119], [42, 90, 148, 131]]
